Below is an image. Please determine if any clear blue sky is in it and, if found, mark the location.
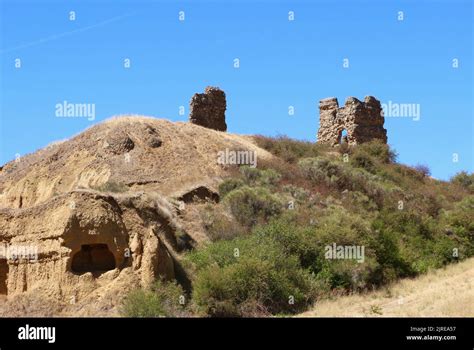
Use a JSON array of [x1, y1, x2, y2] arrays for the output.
[[1, 0, 472, 180]]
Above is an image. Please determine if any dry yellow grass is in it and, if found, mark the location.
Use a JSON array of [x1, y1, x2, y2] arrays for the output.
[[300, 258, 474, 317]]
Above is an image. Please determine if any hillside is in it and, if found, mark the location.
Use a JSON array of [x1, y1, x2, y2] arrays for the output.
[[0, 116, 473, 317], [300, 257, 474, 317], [0, 116, 272, 209]]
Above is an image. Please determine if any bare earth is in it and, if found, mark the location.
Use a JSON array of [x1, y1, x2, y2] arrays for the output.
[[300, 258, 474, 317], [0, 116, 274, 316]]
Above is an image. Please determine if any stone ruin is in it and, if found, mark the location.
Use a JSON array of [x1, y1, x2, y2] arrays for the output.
[[317, 96, 387, 146], [189, 86, 227, 131]]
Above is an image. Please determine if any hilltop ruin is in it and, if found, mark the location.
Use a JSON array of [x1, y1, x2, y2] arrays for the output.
[[189, 86, 227, 132], [317, 96, 387, 146]]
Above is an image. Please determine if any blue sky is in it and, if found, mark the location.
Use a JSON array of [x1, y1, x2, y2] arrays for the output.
[[0, 0, 472, 180]]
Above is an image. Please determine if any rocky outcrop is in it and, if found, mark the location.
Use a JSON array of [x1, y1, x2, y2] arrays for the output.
[[317, 96, 387, 146], [189, 86, 227, 131], [0, 190, 182, 301], [0, 115, 276, 315]]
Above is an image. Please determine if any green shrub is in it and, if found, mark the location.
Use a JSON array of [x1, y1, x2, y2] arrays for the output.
[[439, 196, 474, 257], [298, 157, 385, 206], [218, 178, 245, 198], [371, 209, 455, 275], [298, 157, 343, 184], [282, 184, 310, 203], [252, 210, 380, 291], [190, 240, 317, 317], [253, 135, 327, 163], [121, 280, 187, 317], [451, 171, 474, 192], [350, 151, 376, 173], [394, 164, 425, 182], [224, 186, 282, 227], [200, 204, 245, 241], [239, 166, 281, 187], [356, 140, 397, 163], [346, 191, 378, 213]]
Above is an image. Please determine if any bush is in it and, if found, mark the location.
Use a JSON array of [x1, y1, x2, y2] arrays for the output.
[[93, 180, 128, 193], [121, 280, 188, 317], [298, 157, 385, 206], [394, 164, 425, 182], [200, 204, 245, 241], [371, 209, 450, 275], [239, 166, 281, 187], [253, 135, 327, 163], [282, 184, 310, 203], [224, 186, 283, 227], [414, 164, 431, 178], [451, 171, 474, 192], [350, 151, 376, 173], [346, 191, 378, 213], [190, 236, 317, 317], [356, 140, 397, 163], [298, 157, 344, 184], [439, 196, 474, 257], [218, 178, 245, 198], [252, 210, 381, 291]]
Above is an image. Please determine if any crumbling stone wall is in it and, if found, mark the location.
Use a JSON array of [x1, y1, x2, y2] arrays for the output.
[[317, 96, 387, 146], [189, 86, 227, 131]]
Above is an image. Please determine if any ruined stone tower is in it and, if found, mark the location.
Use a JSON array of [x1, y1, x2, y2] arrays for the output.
[[317, 96, 387, 146], [189, 86, 227, 131]]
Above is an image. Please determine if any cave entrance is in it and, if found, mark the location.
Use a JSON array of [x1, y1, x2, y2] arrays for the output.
[[71, 244, 116, 274], [0, 259, 8, 294], [338, 129, 348, 144]]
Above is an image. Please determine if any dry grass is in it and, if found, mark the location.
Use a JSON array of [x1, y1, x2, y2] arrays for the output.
[[300, 257, 474, 317]]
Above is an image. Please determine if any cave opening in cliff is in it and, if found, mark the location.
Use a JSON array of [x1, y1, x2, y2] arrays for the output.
[[0, 259, 8, 294], [71, 244, 116, 274]]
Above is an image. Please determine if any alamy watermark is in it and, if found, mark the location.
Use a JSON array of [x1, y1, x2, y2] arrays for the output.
[[325, 243, 365, 263], [217, 148, 257, 168], [382, 100, 421, 121], [18, 324, 55, 344], [55, 100, 95, 121], [0, 243, 38, 262]]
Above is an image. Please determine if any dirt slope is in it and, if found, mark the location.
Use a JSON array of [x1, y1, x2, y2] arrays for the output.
[[0, 116, 272, 209]]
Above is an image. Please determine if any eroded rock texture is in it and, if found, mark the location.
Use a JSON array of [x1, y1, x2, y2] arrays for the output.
[[189, 86, 227, 131], [317, 96, 387, 146], [0, 191, 179, 301], [0, 116, 276, 315]]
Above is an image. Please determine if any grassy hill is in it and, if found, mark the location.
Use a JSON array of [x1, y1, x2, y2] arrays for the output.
[[300, 257, 474, 317], [122, 136, 474, 317]]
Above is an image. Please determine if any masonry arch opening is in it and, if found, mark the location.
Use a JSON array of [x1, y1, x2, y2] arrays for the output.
[[71, 244, 116, 274], [338, 129, 348, 144]]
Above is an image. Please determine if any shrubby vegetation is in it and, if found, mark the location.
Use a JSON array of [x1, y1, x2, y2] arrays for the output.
[[124, 137, 474, 317], [92, 180, 129, 193], [224, 186, 283, 227], [451, 171, 474, 193], [121, 280, 189, 317]]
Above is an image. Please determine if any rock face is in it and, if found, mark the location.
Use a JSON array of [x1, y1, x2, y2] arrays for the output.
[[317, 96, 387, 146], [0, 190, 177, 300], [189, 86, 227, 131]]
